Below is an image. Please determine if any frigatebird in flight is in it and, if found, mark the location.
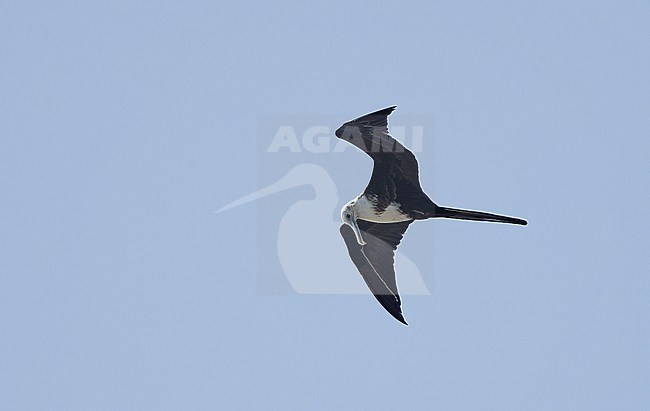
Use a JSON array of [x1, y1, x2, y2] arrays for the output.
[[336, 106, 527, 325]]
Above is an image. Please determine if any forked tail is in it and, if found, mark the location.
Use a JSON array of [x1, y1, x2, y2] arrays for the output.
[[435, 206, 527, 226]]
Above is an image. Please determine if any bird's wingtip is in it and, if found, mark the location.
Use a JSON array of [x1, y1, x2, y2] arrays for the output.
[[394, 313, 408, 326], [364, 105, 398, 118], [381, 105, 397, 115]]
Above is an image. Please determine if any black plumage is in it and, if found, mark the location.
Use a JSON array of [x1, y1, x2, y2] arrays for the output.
[[336, 106, 527, 324], [336, 106, 429, 217]]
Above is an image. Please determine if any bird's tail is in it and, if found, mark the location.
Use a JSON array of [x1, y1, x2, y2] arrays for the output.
[[434, 206, 527, 226]]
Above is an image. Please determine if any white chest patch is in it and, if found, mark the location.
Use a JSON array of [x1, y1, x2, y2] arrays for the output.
[[353, 195, 412, 223]]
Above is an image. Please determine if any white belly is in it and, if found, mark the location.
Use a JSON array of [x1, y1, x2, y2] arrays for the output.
[[353, 195, 412, 223]]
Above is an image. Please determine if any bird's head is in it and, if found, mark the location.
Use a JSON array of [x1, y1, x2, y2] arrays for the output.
[[341, 200, 366, 245]]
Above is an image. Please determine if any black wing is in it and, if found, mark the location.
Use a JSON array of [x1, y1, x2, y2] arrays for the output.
[[335, 106, 421, 193], [339, 220, 413, 325]]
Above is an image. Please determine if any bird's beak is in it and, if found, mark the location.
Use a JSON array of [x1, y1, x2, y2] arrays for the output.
[[349, 217, 366, 246]]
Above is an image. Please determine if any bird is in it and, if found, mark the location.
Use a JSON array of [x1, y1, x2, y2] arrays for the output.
[[336, 106, 527, 325]]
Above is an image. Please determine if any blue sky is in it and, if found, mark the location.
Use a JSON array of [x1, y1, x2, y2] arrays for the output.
[[1, 1, 649, 410]]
